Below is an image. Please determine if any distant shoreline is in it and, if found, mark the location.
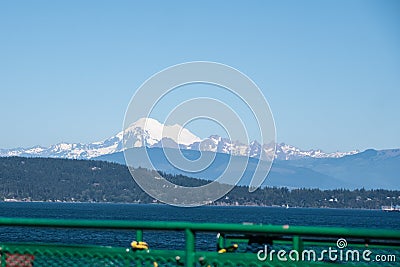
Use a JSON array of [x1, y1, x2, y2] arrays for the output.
[[0, 199, 386, 211]]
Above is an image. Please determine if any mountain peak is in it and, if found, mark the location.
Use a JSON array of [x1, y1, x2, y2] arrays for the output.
[[124, 118, 201, 147]]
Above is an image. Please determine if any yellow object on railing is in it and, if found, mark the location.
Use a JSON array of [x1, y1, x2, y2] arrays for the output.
[[130, 241, 149, 250], [218, 243, 238, 253]]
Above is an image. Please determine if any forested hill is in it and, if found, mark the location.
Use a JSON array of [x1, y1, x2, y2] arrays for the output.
[[0, 157, 399, 209]]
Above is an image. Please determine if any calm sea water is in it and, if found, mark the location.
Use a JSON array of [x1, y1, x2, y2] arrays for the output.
[[1, 202, 399, 250]]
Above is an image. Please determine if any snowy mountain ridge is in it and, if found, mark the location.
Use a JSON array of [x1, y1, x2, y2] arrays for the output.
[[0, 118, 359, 160]]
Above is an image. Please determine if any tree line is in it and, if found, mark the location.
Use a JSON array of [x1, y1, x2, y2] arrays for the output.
[[0, 157, 399, 209]]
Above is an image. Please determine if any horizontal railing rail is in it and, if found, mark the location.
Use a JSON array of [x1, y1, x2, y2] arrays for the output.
[[1, 217, 400, 240]]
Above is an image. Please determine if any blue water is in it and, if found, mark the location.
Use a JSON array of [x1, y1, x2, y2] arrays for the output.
[[0, 202, 399, 250]]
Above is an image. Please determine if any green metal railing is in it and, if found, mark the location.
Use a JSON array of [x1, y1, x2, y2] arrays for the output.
[[0, 217, 399, 266]]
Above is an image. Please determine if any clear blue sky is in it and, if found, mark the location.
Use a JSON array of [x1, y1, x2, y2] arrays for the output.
[[1, 0, 399, 152]]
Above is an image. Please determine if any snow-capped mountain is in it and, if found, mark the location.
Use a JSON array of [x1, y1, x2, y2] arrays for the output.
[[0, 134, 124, 159], [123, 118, 201, 148], [274, 143, 359, 160], [0, 118, 358, 160]]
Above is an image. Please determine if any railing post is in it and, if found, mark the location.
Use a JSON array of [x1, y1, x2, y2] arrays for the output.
[[217, 233, 224, 250], [136, 229, 143, 242], [135, 230, 143, 267], [293, 235, 303, 255], [185, 228, 195, 267]]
